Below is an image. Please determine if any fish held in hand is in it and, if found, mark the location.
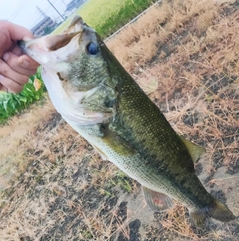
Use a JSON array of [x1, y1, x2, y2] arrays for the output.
[[18, 16, 236, 227]]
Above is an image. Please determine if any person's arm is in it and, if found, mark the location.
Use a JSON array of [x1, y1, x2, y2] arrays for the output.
[[0, 20, 39, 93]]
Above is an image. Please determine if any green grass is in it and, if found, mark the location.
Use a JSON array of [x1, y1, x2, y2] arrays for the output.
[[54, 0, 157, 38], [0, 69, 46, 124]]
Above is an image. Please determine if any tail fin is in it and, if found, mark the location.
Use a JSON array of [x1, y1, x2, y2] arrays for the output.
[[190, 198, 236, 227]]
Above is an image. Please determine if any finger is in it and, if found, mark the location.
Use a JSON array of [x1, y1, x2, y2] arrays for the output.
[[11, 47, 40, 69], [0, 28, 13, 57], [0, 21, 34, 57], [3, 52, 39, 76], [4, 21, 34, 41], [11, 45, 23, 56], [0, 83, 8, 92], [0, 59, 29, 86], [0, 75, 24, 93], [18, 55, 40, 70]]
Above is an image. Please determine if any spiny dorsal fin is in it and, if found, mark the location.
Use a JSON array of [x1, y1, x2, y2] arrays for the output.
[[180, 136, 206, 162], [142, 186, 173, 212]]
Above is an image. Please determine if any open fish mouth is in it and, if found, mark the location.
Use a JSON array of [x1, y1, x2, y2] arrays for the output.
[[18, 32, 80, 66], [18, 16, 94, 67]]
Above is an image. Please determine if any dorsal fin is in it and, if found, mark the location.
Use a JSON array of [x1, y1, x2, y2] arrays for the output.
[[180, 136, 206, 162]]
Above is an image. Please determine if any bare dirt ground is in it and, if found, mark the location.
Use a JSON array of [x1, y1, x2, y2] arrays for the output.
[[0, 0, 239, 240]]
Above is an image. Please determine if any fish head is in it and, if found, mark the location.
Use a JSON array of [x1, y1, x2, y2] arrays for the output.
[[18, 16, 117, 125], [19, 16, 109, 92]]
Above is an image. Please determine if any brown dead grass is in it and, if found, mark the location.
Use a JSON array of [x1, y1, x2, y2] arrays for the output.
[[0, 97, 54, 190], [1, 0, 239, 240]]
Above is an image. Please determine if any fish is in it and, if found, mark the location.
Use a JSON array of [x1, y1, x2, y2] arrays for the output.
[[18, 16, 236, 227]]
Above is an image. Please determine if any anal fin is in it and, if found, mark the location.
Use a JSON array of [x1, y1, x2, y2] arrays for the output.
[[142, 186, 173, 212]]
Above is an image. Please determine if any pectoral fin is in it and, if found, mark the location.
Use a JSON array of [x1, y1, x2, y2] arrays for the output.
[[180, 136, 206, 162], [142, 186, 173, 212], [102, 129, 136, 157]]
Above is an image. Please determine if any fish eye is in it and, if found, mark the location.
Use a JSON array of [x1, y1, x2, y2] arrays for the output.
[[86, 42, 99, 55]]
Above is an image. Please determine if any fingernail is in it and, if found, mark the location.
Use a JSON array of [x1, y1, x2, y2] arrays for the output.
[[23, 36, 34, 41], [0, 74, 4, 80], [3, 53, 9, 61], [20, 59, 29, 68]]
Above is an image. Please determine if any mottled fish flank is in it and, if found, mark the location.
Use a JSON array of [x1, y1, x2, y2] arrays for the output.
[[18, 16, 236, 227]]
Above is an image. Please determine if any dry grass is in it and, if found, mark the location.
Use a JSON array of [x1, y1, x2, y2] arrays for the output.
[[0, 96, 53, 190], [1, 0, 239, 240]]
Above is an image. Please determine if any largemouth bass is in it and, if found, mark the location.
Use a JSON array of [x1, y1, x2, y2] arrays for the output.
[[18, 16, 236, 226]]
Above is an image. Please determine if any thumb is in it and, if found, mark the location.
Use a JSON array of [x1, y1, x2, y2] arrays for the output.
[[7, 21, 34, 41], [0, 21, 34, 57]]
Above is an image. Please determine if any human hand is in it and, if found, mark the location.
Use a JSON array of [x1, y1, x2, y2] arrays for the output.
[[0, 21, 39, 93]]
